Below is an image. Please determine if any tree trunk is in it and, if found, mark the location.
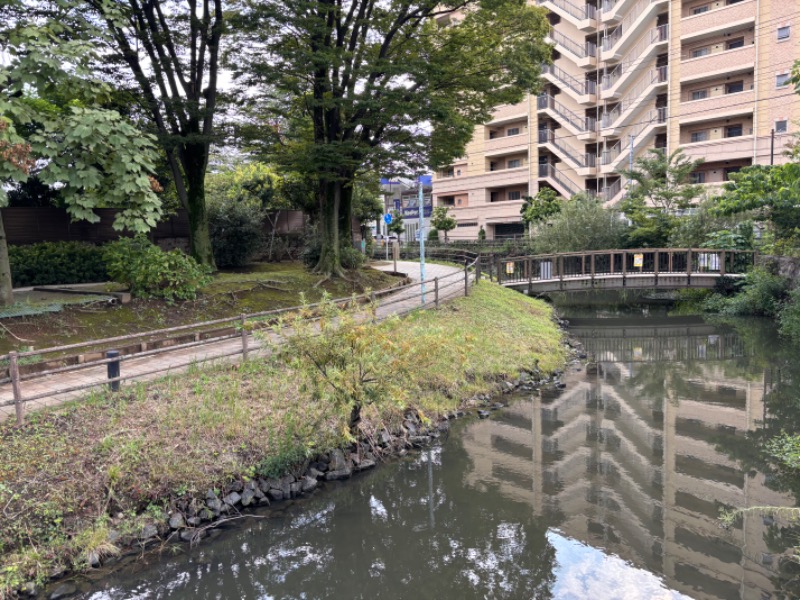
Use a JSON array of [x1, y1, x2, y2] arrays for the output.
[[314, 180, 342, 275], [338, 183, 353, 249], [182, 144, 216, 269], [0, 214, 14, 306]]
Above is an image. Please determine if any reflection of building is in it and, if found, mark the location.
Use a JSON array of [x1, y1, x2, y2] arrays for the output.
[[432, 0, 799, 237], [463, 329, 792, 600]]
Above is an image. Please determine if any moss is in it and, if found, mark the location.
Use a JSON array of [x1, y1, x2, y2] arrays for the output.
[[0, 283, 564, 595]]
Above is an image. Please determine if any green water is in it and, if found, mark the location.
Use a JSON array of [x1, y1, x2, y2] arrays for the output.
[[72, 309, 800, 600]]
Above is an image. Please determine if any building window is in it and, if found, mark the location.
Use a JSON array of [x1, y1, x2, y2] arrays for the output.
[[507, 159, 521, 169], [456, 222, 478, 228], [489, 161, 497, 171], [725, 124, 743, 137], [776, 120, 789, 133], [508, 191, 522, 201], [691, 89, 708, 100], [489, 130, 498, 139], [777, 73, 791, 87], [778, 26, 791, 40], [456, 169, 461, 176], [692, 5, 709, 14], [690, 130, 708, 143], [726, 37, 744, 50], [726, 0, 744, 4], [507, 127, 520, 136], [691, 172, 706, 184], [490, 192, 500, 202], [691, 47, 709, 58], [443, 168, 454, 178], [725, 81, 744, 94]]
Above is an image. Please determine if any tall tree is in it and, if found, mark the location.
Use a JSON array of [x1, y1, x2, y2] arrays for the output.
[[80, 0, 226, 267], [521, 188, 561, 234], [0, 6, 162, 305], [431, 206, 456, 243], [232, 0, 551, 276], [620, 149, 704, 248]]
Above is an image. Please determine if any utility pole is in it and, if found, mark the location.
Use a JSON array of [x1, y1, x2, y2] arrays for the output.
[[419, 176, 426, 305], [770, 128, 775, 165]]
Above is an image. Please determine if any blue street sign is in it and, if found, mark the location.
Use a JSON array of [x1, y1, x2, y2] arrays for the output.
[[384, 213, 393, 224]]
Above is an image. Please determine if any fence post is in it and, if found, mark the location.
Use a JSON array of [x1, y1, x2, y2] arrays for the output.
[[10, 351, 23, 425], [488, 258, 493, 282], [240, 315, 249, 360], [720, 251, 726, 276], [496, 258, 502, 284], [475, 258, 481, 283], [464, 264, 469, 297], [654, 250, 659, 286], [528, 258, 533, 295], [434, 278, 440, 308], [106, 350, 120, 392]]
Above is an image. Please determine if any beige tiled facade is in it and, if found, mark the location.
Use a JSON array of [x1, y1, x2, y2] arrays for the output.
[[433, 0, 800, 240]]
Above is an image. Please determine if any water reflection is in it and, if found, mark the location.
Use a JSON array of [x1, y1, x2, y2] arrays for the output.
[[79, 313, 800, 600], [463, 311, 798, 600]]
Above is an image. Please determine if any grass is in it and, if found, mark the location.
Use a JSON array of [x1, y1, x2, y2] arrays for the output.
[[0, 262, 399, 354], [0, 283, 564, 596]]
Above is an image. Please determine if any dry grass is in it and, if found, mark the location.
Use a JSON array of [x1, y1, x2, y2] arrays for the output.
[[0, 283, 564, 595]]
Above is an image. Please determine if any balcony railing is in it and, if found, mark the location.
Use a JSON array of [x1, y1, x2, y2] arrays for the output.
[[538, 162, 582, 196], [548, 29, 592, 60], [601, 66, 667, 128], [539, 0, 597, 22], [602, 25, 668, 90], [601, 107, 667, 166], [602, 0, 664, 51], [542, 64, 597, 97], [537, 93, 587, 132], [538, 128, 586, 167], [601, 179, 622, 201]]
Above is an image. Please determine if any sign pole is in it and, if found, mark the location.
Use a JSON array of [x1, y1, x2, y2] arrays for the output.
[[419, 178, 426, 305]]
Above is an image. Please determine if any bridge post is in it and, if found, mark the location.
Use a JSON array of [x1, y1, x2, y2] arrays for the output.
[[654, 250, 659, 287], [610, 252, 615, 275], [559, 255, 564, 291], [720, 251, 726, 276], [686, 249, 692, 286], [590, 254, 595, 286], [528, 258, 533, 295], [622, 251, 627, 286]]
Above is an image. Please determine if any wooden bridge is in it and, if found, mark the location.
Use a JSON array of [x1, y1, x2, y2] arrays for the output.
[[487, 249, 755, 294]]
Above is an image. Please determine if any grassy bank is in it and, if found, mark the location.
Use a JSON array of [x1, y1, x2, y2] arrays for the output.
[[0, 283, 564, 596], [0, 262, 398, 354]]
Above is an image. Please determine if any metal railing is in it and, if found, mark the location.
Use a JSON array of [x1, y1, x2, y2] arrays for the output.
[[537, 93, 587, 132], [2, 252, 481, 424], [538, 129, 586, 168], [538, 162, 583, 196], [491, 248, 755, 288], [542, 64, 597, 97], [602, 25, 668, 90], [601, 66, 667, 128], [548, 29, 596, 59], [539, 0, 597, 22], [602, 0, 665, 51], [602, 107, 667, 166]]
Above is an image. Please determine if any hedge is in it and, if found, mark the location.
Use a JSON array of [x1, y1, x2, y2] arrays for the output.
[[9, 242, 108, 288]]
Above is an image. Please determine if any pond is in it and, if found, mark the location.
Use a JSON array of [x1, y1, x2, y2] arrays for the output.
[[74, 306, 800, 599]]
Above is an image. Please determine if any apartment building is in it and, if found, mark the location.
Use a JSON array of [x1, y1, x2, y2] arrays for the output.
[[432, 0, 799, 240]]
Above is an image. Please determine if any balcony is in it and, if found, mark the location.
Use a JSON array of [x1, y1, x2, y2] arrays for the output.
[[538, 0, 598, 31], [601, 0, 667, 61], [680, 45, 755, 82], [484, 133, 529, 156], [538, 162, 582, 198], [680, 136, 754, 162], [538, 128, 586, 169], [602, 25, 668, 100], [537, 93, 587, 134], [601, 66, 667, 133], [679, 90, 754, 123], [601, 107, 667, 172], [546, 29, 598, 68], [542, 64, 597, 104], [681, 0, 756, 40]]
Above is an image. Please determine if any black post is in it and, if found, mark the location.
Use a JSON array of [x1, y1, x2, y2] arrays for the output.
[[107, 350, 121, 392]]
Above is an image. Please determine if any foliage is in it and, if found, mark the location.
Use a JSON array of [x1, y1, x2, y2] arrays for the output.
[[700, 223, 754, 251], [620, 149, 705, 247], [428, 227, 440, 242], [388, 210, 405, 236], [779, 286, 800, 343], [521, 188, 561, 231], [431, 206, 457, 243], [231, 0, 552, 274], [207, 199, 266, 268], [531, 197, 628, 254], [478, 226, 486, 241], [103, 236, 212, 301], [8, 242, 108, 287], [716, 163, 800, 244], [700, 268, 789, 317], [206, 163, 286, 210], [669, 199, 755, 249]]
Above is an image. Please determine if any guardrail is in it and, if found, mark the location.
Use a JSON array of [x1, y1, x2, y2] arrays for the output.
[[3, 251, 480, 424]]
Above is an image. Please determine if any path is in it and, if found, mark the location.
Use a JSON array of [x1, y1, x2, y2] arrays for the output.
[[1, 261, 466, 418]]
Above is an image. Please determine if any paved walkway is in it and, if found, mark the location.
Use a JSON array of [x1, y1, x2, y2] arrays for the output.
[[1, 261, 467, 419]]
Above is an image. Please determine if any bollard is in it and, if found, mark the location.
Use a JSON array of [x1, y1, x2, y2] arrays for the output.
[[9, 351, 23, 425], [106, 350, 121, 392]]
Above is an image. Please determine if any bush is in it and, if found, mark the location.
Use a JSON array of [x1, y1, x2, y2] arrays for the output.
[[103, 236, 212, 301], [702, 268, 789, 317], [532, 198, 628, 254], [339, 245, 365, 270], [208, 200, 265, 268], [428, 227, 439, 242], [9, 242, 108, 287], [780, 287, 800, 342]]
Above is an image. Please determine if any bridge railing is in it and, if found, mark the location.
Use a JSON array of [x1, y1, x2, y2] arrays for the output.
[[487, 249, 755, 286]]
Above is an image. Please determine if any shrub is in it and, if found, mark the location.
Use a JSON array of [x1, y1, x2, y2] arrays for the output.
[[532, 198, 628, 254], [702, 268, 789, 317], [427, 227, 439, 242], [9, 242, 108, 287], [103, 236, 212, 301], [780, 287, 800, 342], [207, 200, 265, 268], [339, 245, 365, 270]]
